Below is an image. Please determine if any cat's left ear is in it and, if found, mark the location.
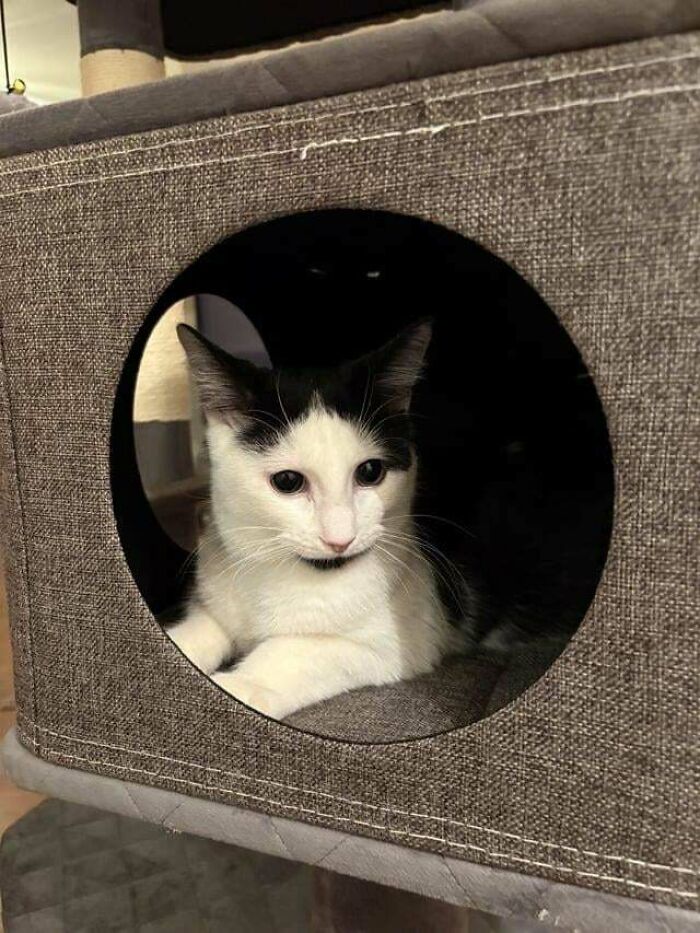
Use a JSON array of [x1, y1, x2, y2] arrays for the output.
[[370, 320, 433, 412], [176, 323, 261, 424]]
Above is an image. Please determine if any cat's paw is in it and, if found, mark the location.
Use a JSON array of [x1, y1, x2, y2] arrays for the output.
[[167, 614, 232, 674], [211, 671, 288, 719]]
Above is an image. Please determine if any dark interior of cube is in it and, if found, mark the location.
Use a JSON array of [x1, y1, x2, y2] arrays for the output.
[[111, 209, 614, 740]]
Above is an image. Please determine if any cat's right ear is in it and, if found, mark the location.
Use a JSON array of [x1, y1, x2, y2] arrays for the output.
[[370, 319, 433, 413], [177, 324, 258, 423]]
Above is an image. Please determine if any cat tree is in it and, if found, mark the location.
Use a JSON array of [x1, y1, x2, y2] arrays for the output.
[[0, 1, 698, 929]]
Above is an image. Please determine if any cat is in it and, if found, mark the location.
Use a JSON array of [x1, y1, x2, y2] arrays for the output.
[[167, 321, 468, 720]]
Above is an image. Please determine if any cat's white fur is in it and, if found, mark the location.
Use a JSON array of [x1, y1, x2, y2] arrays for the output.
[[168, 386, 463, 720]]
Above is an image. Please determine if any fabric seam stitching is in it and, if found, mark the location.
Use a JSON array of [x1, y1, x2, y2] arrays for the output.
[[0, 49, 697, 179], [15, 716, 699, 881], [0, 83, 698, 201], [0, 330, 37, 732], [14, 729, 697, 901]]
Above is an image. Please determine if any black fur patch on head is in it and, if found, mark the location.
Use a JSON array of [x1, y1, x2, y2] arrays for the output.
[[177, 321, 432, 472]]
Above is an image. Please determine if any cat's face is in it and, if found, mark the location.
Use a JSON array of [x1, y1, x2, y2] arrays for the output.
[[179, 321, 431, 569]]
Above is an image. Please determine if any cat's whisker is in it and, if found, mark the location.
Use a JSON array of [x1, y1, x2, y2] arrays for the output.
[[236, 411, 284, 445], [357, 366, 373, 431], [380, 530, 470, 618], [363, 389, 394, 420], [247, 408, 288, 431], [363, 401, 430, 438], [208, 537, 290, 585], [231, 525, 285, 535], [365, 409, 407, 437], [374, 543, 410, 595], [376, 541, 450, 633], [233, 536, 288, 562], [275, 373, 292, 430], [373, 544, 414, 598], [229, 546, 292, 587], [389, 535, 478, 621], [382, 542, 442, 609], [377, 536, 430, 593], [388, 513, 478, 541], [178, 548, 202, 575], [384, 526, 465, 569], [383, 530, 468, 598]]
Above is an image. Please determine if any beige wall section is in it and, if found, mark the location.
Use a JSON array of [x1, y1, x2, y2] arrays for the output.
[[80, 49, 166, 96], [134, 298, 196, 423]]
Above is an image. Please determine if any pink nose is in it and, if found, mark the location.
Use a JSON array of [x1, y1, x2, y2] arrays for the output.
[[322, 537, 355, 555]]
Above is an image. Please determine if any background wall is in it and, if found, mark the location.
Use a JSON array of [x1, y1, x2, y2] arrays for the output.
[[5, 0, 438, 105]]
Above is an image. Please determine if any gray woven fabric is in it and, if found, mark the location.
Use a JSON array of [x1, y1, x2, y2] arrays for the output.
[[484, 640, 567, 717], [0, 32, 698, 912], [286, 656, 505, 741], [1, 0, 699, 157]]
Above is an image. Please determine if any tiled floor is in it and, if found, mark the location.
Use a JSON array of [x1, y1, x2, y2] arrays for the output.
[[2, 799, 312, 932]]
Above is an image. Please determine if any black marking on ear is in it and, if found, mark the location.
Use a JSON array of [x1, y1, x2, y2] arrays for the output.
[[179, 321, 432, 470], [177, 324, 261, 422], [337, 319, 433, 470], [371, 320, 432, 413]]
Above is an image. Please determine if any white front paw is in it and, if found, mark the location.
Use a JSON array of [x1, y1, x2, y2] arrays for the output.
[[168, 628, 207, 671], [167, 618, 231, 674], [211, 671, 289, 719]]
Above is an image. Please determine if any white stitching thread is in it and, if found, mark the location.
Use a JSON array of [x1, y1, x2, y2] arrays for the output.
[[1, 49, 697, 179], [16, 714, 699, 880], [14, 728, 697, 900], [0, 82, 698, 201], [294, 82, 700, 158]]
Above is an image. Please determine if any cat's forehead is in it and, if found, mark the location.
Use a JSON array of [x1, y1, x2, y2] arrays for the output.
[[274, 405, 374, 464], [235, 372, 413, 471]]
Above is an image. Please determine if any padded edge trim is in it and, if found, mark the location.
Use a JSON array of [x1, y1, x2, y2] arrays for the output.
[[1, 0, 700, 158], [2, 728, 698, 932]]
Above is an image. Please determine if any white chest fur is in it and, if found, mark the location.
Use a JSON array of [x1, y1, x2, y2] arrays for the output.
[[169, 517, 461, 719]]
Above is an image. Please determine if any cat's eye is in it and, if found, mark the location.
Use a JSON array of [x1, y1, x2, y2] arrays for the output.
[[271, 470, 306, 494], [355, 459, 386, 487]]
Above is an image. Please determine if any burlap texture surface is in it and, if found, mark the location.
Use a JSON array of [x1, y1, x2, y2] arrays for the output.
[[0, 34, 697, 908]]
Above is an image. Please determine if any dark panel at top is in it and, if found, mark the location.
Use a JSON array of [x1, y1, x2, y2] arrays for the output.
[[162, 0, 436, 57]]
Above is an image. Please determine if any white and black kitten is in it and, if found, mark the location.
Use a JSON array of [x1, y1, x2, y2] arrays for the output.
[[167, 321, 468, 719]]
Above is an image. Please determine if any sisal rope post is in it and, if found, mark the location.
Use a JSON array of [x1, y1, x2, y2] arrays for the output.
[[76, 0, 166, 96]]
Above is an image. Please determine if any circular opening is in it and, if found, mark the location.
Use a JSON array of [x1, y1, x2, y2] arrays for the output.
[[112, 209, 614, 743]]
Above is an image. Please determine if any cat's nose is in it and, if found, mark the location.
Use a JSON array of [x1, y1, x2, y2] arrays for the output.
[[321, 537, 355, 555]]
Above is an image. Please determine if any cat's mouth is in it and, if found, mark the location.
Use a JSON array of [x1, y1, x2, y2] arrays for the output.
[[299, 549, 369, 571]]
